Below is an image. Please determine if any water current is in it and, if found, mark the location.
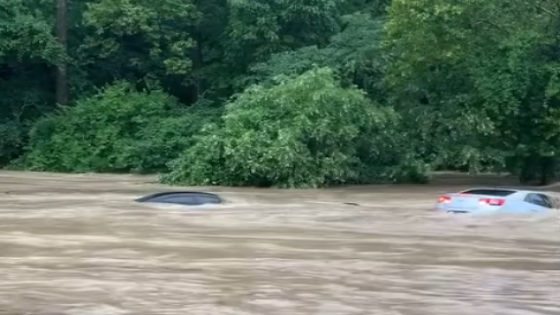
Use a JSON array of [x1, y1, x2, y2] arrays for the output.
[[0, 171, 558, 315]]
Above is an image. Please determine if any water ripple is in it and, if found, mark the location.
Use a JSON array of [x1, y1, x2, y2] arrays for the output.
[[0, 171, 558, 315]]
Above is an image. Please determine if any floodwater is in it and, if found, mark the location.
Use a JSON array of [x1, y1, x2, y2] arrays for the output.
[[0, 171, 558, 315]]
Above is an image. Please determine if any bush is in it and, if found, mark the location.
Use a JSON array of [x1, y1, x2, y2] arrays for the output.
[[161, 67, 415, 188], [23, 81, 221, 173], [0, 121, 25, 167]]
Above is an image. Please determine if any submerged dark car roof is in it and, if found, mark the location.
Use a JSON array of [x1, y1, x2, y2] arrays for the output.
[[136, 191, 223, 205]]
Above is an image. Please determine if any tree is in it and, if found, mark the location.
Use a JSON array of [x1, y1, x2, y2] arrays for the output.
[[78, 0, 199, 90], [161, 67, 406, 187], [24, 82, 221, 173], [219, 0, 348, 90], [0, 0, 64, 166], [383, 0, 560, 182], [246, 13, 386, 98]]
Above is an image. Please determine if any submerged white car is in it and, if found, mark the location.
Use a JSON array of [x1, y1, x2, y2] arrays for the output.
[[436, 188, 558, 214]]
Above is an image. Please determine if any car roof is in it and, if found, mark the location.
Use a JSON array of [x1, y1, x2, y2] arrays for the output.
[[135, 191, 222, 203], [458, 187, 549, 195]]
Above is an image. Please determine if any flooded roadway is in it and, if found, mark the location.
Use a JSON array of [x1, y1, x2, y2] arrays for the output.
[[0, 171, 558, 315]]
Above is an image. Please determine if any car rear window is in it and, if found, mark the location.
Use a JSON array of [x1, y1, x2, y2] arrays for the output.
[[460, 189, 516, 196]]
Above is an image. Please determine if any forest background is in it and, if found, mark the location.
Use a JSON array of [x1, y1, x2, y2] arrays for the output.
[[1, 0, 559, 188]]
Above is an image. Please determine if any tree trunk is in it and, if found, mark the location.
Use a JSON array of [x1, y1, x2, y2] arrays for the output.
[[56, 0, 68, 105]]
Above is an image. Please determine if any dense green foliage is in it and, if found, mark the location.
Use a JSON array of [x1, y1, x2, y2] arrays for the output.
[[161, 67, 415, 187], [23, 82, 222, 173], [1, 0, 559, 187]]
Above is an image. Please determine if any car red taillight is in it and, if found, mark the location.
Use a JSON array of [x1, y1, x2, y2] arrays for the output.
[[438, 195, 451, 203], [479, 198, 505, 206]]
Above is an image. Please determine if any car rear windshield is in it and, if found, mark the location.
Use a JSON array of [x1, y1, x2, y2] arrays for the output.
[[461, 189, 517, 196]]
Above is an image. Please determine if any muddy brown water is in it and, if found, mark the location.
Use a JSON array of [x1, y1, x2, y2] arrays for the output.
[[0, 171, 558, 315]]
